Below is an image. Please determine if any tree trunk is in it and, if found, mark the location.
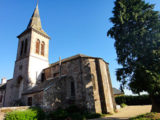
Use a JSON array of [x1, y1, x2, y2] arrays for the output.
[[151, 95, 160, 113]]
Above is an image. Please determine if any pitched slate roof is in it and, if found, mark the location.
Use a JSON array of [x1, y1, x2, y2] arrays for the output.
[[22, 76, 67, 95], [113, 87, 124, 95], [49, 54, 108, 67], [17, 4, 50, 39], [27, 4, 42, 30], [0, 83, 6, 90]]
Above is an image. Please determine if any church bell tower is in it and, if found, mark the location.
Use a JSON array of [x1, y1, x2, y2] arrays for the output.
[[5, 4, 50, 106], [16, 4, 50, 88]]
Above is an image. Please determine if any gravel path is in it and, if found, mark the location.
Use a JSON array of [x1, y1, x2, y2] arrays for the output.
[[0, 112, 5, 120], [91, 105, 152, 120]]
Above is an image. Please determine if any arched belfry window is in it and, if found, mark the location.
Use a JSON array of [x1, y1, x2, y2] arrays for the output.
[[36, 39, 40, 54], [24, 39, 28, 54], [20, 41, 24, 56], [41, 42, 45, 56], [17, 76, 23, 84]]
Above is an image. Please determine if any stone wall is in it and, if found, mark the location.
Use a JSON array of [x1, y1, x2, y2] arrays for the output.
[[43, 77, 67, 110], [44, 58, 85, 106], [42, 57, 116, 113], [106, 64, 117, 110], [4, 80, 15, 107], [98, 59, 115, 113], [0, 90, 5, 107], [88, 59, 102, 113], [81, 58, 116, 114], [81, 58, 95, 112], [0, 106, 29, 112], [22, 92, 43, 107], [42, 57, 96, 112]]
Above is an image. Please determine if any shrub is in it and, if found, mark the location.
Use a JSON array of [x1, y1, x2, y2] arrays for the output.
[[65, 105, 86, 114], [115, 95, 151, 105], [48, 108, 68, 120], [130, 112, 160, 120], [70, 113, 86, 120], [31, 107, 46, 120], [5, 107, 45, 120], [85, 113, 101, 119], [120, 103, 127, 108], [5, 109, 37, 120], [47, 105, 102, 120]]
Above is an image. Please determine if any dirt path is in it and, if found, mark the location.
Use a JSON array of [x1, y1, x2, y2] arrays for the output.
[[92, 105, 152, 120]]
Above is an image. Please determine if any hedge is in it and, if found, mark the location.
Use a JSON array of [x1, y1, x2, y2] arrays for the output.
[[115, 95, 151, 105]]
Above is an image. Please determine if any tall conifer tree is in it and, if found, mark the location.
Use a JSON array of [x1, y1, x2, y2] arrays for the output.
[[108, 0, 160, 112]]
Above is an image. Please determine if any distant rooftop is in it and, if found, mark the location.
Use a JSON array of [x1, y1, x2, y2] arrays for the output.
[[0, 83, 6, 90], [113, 87, 124, 95]]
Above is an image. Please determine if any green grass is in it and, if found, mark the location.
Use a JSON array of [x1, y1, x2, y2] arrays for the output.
[[130, 112, 160, 120], [5, 109, 38, 120], [5, 107, 45, 120], [120, 103, 127, 108]]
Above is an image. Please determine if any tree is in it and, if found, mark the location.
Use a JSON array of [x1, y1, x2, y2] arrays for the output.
[[107, 0, 160, 112]]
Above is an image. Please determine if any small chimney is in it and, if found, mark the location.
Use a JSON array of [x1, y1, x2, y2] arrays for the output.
[[1, 78, 7, 84]]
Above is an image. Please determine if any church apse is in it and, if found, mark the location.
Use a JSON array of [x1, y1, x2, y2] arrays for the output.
[[21, 55, 116, 113]]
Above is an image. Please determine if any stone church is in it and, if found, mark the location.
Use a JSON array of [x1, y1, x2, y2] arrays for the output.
[[0, 4, 116, 113]]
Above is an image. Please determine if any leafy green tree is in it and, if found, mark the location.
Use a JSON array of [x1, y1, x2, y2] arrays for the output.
[[107, 0, 160, 112]]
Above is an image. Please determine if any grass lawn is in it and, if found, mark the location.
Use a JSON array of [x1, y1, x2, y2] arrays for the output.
[[130, 112, 160, 120]]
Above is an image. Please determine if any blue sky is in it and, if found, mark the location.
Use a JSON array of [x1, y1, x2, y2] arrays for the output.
[[0, 0, 160, 94]]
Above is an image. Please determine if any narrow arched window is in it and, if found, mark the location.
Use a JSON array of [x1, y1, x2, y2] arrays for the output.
[[71, 81, 75, 97], [0, 95, 3, 103], [28, 97, 32, 106], [20, 41, 24, 56], [41, 73, 45, 82], [36, 39, 40, 54], [17, 76, 23, 99], [41, 42, 45, 56], [24, 39, 28, 54]]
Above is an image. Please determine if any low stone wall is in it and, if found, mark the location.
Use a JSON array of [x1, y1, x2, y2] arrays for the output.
[[0, 106, 29, 113], [0, 106, 30, 120]]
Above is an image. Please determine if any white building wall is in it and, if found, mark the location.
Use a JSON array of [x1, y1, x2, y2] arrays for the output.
[[28, 56, 49, 87], [27, 30, 49, 86]]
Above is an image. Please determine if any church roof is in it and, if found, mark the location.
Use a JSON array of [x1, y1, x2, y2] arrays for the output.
[[27, 4, 42, 30], [49, 54, 108, 67], [22, 76, 67, 95], [18, 4, 50, 39]]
